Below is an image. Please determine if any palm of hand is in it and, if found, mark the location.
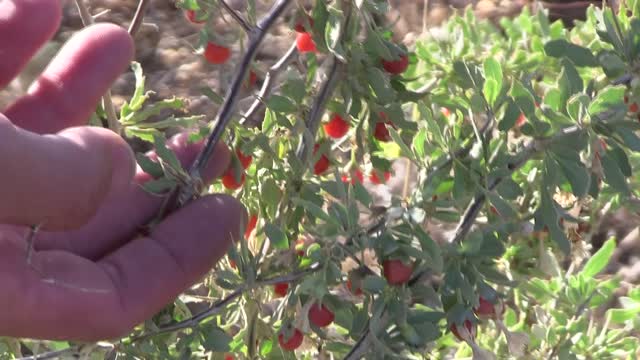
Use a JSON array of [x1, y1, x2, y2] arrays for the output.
[[0, 0, 243, 341]]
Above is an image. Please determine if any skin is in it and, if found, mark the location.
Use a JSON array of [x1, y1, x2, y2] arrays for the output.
[[0, 0, 245, 340]]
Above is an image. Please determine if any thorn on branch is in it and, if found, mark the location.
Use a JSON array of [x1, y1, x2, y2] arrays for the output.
[[218, 0, 252, 33], [242, 43, 298, 126]]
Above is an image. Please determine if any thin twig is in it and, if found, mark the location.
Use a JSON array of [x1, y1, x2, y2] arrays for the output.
[[17, 264, 322, 360], [295, 57, 343, 162], [241, 43, 298, 126], [74, 0, 121, 134], [450, 125, 583, 244], [218, 0, 252, 33], [127, 0, 151, 36], [128, 263, 321, 343], [168, 0, 293, 208]]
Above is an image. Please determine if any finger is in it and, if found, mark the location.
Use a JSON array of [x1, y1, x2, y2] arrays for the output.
[[0, 195, 244, 341], [0, 0, 61, 89], [35, 133, 231, 259], [0, 117, 135, 230], [4, 23, 133, 133]]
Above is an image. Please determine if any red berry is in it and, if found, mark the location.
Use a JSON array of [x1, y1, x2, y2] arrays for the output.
[[221, 167, 245, 190], [346, 278, 363, 296], [630, 103, 639, 112], [374, 121, 393, 142], [236, 148, 253, 169], [245, 70, 258, 89], [245, 214, 257, 239], [295, 238, 306, 257], [323, 113, 350, 139], [278, 328, 304, 351], [369, 171, 391, 184], [441, 108, 451, 117], [185, 10, 205, 24], [382, 259, 413, 285], [516, 113, 527, 127], [224, 354, 234, 360], [313, 144, 330, 175], [342, 169, 364, 185], [308, 303, 335, 327], [474, 297, 504, 319], [274, 282, 289, 297], [599, 138, 608, 150], [450, 320, 476, 341], [381, 54, 409, 75], [296, 32, 317, 53], [294, 16, 314, 32], [229, 259, 237, 269], [204, 42, 231, 64]]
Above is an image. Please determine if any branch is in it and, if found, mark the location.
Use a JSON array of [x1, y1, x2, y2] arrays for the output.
[[17, 264, 322, 360], [219, 0, 252, 33], [449, 125, 583, 244], [241, 43, 298, 126], [344, 312, 390, 360], [74, 0, 121, 134], [127, 263, 321, 343], [127, 0, 151, 37], [295, 57, 343, 162], [169, 0, 293, 207]]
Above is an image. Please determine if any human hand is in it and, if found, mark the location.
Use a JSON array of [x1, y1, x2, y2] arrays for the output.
[[0, 0, 245, 341]]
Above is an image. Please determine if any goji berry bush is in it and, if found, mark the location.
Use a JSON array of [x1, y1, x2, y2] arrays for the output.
[[9, 0, 640, 359]]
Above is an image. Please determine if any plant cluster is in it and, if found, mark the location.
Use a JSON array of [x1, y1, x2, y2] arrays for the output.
[[10, 0, 640, 359]]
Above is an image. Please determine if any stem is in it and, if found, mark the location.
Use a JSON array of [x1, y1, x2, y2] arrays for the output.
[[295, 57, 343, 162], [241, 43, 298, 126], [74, 0, 121, 134], [171, 0, 293, 207], [218, 0, 252, 33], [450, 125, 583, 244], [127, 0, 151, 36]]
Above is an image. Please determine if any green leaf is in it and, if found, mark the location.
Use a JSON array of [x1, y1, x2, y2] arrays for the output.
[[153, 133, 182, 171], [124, 126, 160, 143], [598, 50, 626, 77], [267, 95, 297, 114], [606, 306, 640, 324], [141, 177, 175, 195], [120, 62, 149, 118], [601, 152, 630, 196], [553, 155, 589, 197], [544, 39, 598, 67], [362, 275, 387, 293], [388, 127, 416, 162], [415, 226, 443, 272], [413, 127, 427, 159], [264, 223, 289, 250], [483, 58, 502, 106], [136, 153, 163, 178], [291, 198, 342, 228], [353, 182, 372, 207], [324, 7, 346, 61], [453, 61, 484, 90], [617, 126, 640, 151], [495, 177, 522, 199], [499, 98, 521, 131], [487, 192, 518, 219], [121, 97, 185, 125], [200, 86, 224, 105], [367, 67, 396, 103], [260, 178, 281, 207], [588, 86, 625, 115], [201, 325, 232, 352], [581, 237, 616, 278]]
